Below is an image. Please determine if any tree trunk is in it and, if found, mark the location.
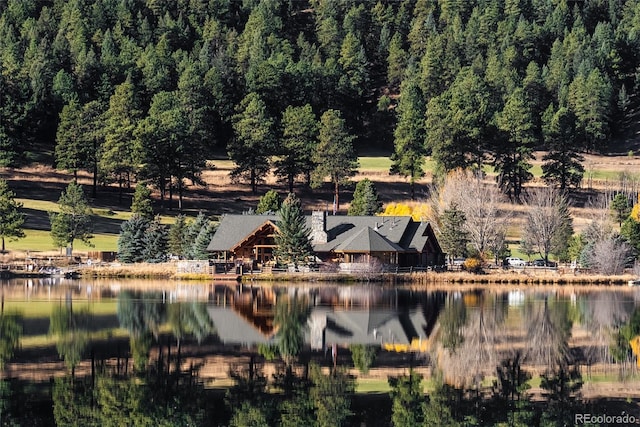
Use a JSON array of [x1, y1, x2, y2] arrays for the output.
[[92, 140, 97, 198], [334, 181, 340, 214], [92, 161, 97, 198], [251, 168, 257, 194], [169, 182, 173, 211]]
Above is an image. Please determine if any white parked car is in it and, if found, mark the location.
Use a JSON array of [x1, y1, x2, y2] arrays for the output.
[[506, 257, 526, 267]]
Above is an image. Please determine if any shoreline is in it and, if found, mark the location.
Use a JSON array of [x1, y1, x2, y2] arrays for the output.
[[67, 263, 640, 287]]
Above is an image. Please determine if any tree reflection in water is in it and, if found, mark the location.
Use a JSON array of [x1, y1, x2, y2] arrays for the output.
[[524, 296, 571, 367], [0, 284, 636, 425], [49, 293, 90, 374]]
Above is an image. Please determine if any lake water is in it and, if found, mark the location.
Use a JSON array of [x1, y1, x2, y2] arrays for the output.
[[1, 277, 639, 425]]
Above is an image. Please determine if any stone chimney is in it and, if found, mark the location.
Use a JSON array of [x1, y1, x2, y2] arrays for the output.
[[310, 210, 327, 244]]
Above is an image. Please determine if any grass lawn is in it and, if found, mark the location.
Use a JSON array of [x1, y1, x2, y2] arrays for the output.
[[4, 300, 118, 318], [356, 377, 435, 394], [358, 156, 437, 173], [21, 328, 129, 348], [8, 230, 119, 252]]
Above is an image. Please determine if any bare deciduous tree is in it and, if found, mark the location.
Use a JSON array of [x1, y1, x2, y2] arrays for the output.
[[582, 194, 615, 244], [428, 169, 509, 258], [581, 292, 632, 370], [437, 302, 502, 388], [523, 187, 573, 262], [588, 237, 631, 275], [525, 298, 571, 368]]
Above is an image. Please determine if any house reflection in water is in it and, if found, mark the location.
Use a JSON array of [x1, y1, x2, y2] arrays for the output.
[[207, 284, 444, 352]]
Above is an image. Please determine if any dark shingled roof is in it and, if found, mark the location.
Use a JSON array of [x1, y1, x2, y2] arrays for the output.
[[207, 214, 278, 252], [334, 226, 404, 253], [207, 213, 434, 254]]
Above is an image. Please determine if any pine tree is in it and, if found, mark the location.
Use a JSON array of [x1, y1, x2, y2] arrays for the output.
[[117, 215, 149, 263], [100, 78, 142, 199], [192, 223, 216, 260], [439, 203, 469, 261], [610, 193, 631, 226], [274, 193, 313, 268], [494, 87, 536, 200], [130, 183, 154, 219], [541, 106, 584, 190], [256, 189, 281, 214], [49, 182, 93, 255], [0, 179, 25, 252], [390, 73, 426, 199], [311, 110, 358, 213], [184, 212, 210, 259], [168, 215, 188, 258], [276, 104, 318, 192], [142, 217, 168, 263], [229, 93, 275, 194], [388, 370, 425, 427], [348, 179, 382, 216]]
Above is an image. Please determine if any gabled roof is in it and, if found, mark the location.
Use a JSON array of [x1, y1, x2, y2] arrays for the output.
[[334, 226, 404, 253], [207, 213, 436, 254], [400, 221, 442, 254], [321, 307, 429, 346], [207, 214, 277, 252], [314, 216, 411, 252], [206, 306, 275, 345]]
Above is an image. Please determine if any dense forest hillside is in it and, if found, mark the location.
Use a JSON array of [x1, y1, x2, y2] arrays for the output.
[[1, 0, 640, 199]]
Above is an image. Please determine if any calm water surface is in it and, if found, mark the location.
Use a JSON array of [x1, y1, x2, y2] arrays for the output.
[[0, 277, 638, 425]]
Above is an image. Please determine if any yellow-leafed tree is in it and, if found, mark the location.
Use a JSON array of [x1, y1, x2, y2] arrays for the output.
[[379, 202, 432, 221], [630, 335, 640, 368]]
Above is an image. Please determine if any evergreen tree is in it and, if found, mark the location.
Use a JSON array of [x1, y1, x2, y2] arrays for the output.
[[276, 104, 319, 192], [542, 106, 585, 190], [568, 69, 612, 152], [274, 295, 309, 365], [350, 344, 377, 374], [338, 31, 369, 98], [539, 363, 584, 427], [494, 88, 536, 201], [389, 370, 425, 427], [311, 110, 358, 213], [309, 363, 354, 427], [130, 183, 154, 219], [387, 32, 407, 88], [55, 100, 105, 196], [229, 93, 275, 194], [191, 222, 216, 260], [425, 68, 490, 180], [390, 73, 426, 199], [620, 216, 640, 254], [100, 78, 143, 199], [184, 211, 210, 259], [0, 179, 25, 252], [55, 100, 84, 182], [491, 352, 534, 426], [256, 189, 281, 214], [117, 215, 149, 263], [348, 179, 382, 216], [610, 193, 631, 226], [439, 203, 469, 262], [141, 217, 168, 263], [49, 182, 93, 255], [273, 193, 313, 268], [168, 215, 188, 259]]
